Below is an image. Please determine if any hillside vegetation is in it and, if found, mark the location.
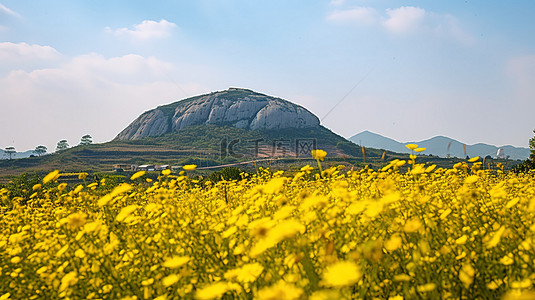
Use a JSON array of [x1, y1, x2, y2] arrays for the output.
[[0, 125, 522, 182], [0, 125, 364, 178]]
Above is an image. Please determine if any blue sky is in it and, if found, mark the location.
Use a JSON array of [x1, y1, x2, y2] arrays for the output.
[[1, 0, 534, 152]]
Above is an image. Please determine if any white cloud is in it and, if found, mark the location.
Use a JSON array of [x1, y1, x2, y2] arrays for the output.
[[327, 6, 474, 44], [382, 6, 426, 34], [0, 42, 60, 62], [0, 42, 62, 74], [0, 48, 206, 151], [327, 7, 377, 25], [0, 3, 20, 18], [106, 19, 177, 40], [382, 7, 474, 44]]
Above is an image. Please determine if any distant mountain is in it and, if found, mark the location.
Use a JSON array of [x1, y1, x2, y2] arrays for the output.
[[0, 149, 37, 160], [349, 131, 530, 160]]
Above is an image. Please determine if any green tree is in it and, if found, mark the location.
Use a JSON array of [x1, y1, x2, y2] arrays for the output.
[[33, 145, 47, 157], [3, 172, 41, 205], [514, 129, 535, 172], [56, 140, 69, 151], [80, 135, 92, 146], [530, 129, 535, 156], [4, 146, 15, 160]]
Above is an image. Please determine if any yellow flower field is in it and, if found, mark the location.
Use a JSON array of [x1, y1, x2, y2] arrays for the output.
[[1, 154, 535, 299]]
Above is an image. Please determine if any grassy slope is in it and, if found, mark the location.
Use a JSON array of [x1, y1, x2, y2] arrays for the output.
[[0, 125, 359, 175], [0, 125, 521, 181]]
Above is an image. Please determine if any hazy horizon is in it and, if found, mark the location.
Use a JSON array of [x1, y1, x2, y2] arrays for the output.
[[1, 0, 534, 151]]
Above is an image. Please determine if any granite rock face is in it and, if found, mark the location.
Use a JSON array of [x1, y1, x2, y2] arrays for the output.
[[115, 88, 320, 140]]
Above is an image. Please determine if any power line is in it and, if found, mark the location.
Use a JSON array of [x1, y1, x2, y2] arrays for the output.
[[321, 67, 375, 122]]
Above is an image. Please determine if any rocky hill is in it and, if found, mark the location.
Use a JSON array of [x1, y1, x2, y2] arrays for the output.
[[116, 88, 320, 140]]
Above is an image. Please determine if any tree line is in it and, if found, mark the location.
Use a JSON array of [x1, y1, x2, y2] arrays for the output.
[[514, 129, 535, 172], [2, 134, 93, 160]]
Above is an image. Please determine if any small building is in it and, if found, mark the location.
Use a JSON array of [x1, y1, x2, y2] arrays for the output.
[[155, 165, 170, 171], [137, 165, 155, 171], [113, 164, 137, 172]]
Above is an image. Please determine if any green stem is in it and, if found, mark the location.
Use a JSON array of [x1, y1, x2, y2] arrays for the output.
[[316, 159, 323, 179]]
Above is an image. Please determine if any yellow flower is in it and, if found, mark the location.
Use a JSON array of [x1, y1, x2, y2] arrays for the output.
[[414, 147, 426, 153], [395, 160, 406, 167], [500, 254, 514, 265], [73, 185, 84, 194], [0, 293, 11, 300], [59, 271, 78, 292], [222, 226, 238, 238], [503, 291, 535, 300], [258, 281, 303, 300], [162, 169, 171, 176], [195, 282, 229, 300], [311, 149, 327, 161], [74, 249, 86, 258], [162, 274, 179, 287], [393, 274, 411, 282], [310, 290, 341, 300], [65, 212, 87, 229], [183, 164, 197, 171], [56, 244, 69, 257], [464, 175, 479, 184], [116, 205, 139, 222], [487, 280, 501, 290], [459, 263, 475, 287], [425, 165, 436, 173], [417, 283, 436, 292], [58, 182, 68, 191], [385, 235, 402, 251], [468, 156, 480, 162], [250, 219, 305, 257], [43, 170, 60, 184], [130, 171, 146, 180], [404, 218, 422, 233], [98, 183, 133, 206], [300, 165, 314, 172], [225, 263, 264, 283], [162, 256, 190, 268], [262, 178, 286, 195], [455, 235, 468, 245], [322, 261, 361, 287], [486, 226, 506, 248], [405, 144, 418, 150], [511, 279, 532, 289]]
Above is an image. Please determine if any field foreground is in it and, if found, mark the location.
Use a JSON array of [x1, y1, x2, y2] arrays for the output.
[[1, 156, 535, 299]]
